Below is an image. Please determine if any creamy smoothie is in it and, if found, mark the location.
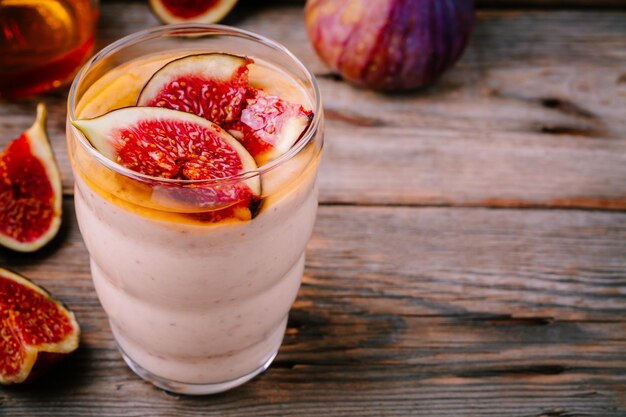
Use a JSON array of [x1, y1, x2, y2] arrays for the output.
[[67, 27, 322, 394]]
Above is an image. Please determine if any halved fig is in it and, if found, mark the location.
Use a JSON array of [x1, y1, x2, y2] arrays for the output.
[[149, 0, 238, 24], [0, 267, 79, 384], [72, 107, 260, 214], [138, 53, 313, 165], [0, 104, 62, 252], [137, 53, 251, 126]]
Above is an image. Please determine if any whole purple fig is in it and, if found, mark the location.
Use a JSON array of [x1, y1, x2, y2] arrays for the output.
[[305, 0, 475, 91]]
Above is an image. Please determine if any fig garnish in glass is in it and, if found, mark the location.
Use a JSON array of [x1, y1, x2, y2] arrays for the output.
[[0, 0, 99, 98], [67, 24, 323, 395]]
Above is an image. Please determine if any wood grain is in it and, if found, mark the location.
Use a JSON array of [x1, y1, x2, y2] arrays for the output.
[[0, 201, 624, 416], [246, 0, 626, 8], [1, 5, 625, 209], [479, 0, 626, 6], [1, 2, 625, 416]]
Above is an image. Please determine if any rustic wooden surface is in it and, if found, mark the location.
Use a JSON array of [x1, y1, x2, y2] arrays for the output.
[[1, 1, 625, 416], [263, 0, 626, 8]]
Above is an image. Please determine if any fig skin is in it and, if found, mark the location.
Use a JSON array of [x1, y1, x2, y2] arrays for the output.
[[305, 0, 475, 91]]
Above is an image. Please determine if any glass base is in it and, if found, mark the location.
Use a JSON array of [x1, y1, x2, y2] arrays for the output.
[[119, 347, 278, 395]]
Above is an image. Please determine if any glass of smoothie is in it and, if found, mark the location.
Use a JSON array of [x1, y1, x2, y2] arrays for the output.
[[66, 24, 323, 394]]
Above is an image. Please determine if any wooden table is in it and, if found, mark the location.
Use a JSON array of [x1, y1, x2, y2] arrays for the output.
[[1, 1, 625, 415]]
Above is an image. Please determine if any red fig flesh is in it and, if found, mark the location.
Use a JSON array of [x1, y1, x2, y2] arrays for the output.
[[227, 89, 312, 165], [138, 53, 312, 165], [138, 53, 251, 126], [0, 104, 62, 252], [149, 0, 238, 24], [0, 267, 79, 384], [72, 107, 260, 213]]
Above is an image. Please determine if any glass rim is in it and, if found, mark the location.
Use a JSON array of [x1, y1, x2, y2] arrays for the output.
[[67, 23, 322, 186]]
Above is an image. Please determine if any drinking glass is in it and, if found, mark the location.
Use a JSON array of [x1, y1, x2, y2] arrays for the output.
[[67, 24, 323, 394]]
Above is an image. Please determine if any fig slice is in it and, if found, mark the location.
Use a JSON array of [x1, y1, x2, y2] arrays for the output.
[[72, 107, 260, 213], [0, 103, 62, 252], [138, 53, 314, 166], [227, 89, 313, 165], [149, 0, 238, 24], [0, 267, 80, 384], [137, 53, 251, 126]]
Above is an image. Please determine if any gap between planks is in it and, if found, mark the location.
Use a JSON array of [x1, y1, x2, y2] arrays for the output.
[[60, 194, 626, 213]]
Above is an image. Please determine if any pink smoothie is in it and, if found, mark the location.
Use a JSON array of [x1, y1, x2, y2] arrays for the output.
[[69, 54, 322, 388]]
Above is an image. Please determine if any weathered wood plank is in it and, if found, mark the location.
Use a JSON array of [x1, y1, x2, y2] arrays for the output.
[[243, 0, 626, 8], [1, 202, 624, 416], [1, 2, 625, 416], [479, 0, 626, 6], [1, 6, 625, 209]]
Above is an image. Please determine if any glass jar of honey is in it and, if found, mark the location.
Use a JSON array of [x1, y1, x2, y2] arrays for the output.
[[0, 0, 99, 97]]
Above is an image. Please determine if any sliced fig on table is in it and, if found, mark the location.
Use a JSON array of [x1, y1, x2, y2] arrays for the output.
[[72, 107, 260, 219], [0, 267, 79, 384], [0, 104, 62, 252], [149, 0, 238, 24]]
